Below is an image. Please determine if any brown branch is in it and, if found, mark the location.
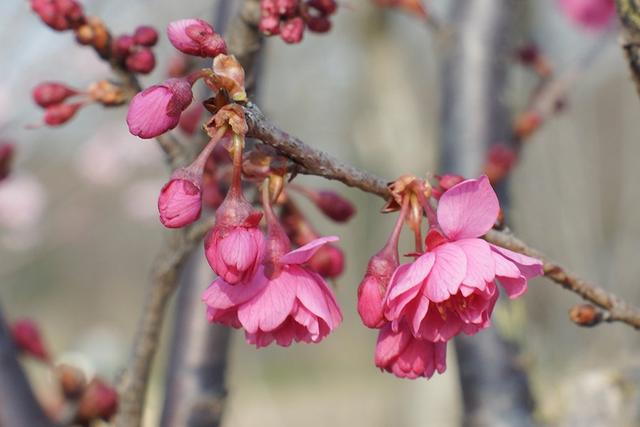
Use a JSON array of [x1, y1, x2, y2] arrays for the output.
[[114, 223, 211, 427], [617, 0, 640, 100], [244, 102, 640, 330]]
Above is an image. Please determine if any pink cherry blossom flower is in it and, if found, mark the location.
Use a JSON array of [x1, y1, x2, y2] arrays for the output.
[[384, 176, 543, 341], [167, 19, 227, 58], [203, 236, 343, 347], [375, 323, 446, 379], [557, 0, 615, 31], [126, 78, 193, 139]]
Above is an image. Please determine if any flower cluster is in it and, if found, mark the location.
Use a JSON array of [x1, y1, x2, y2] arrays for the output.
[[357, 175, 543, 379], [126, 19, 352, 348], [259, 0, 338, 44], [30, 0, 158, 74]]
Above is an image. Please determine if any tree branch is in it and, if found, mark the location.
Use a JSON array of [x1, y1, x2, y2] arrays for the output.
[[244, 102, 640, 330], [617, 0, 640, 99]]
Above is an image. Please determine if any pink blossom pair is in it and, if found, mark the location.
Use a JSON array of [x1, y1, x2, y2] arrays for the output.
[[358, 176, 543, 379]]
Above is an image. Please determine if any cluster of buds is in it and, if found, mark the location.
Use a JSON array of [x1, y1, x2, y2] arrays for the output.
[[10, 318, 118, 423], [127, 19, 354, 348], [31, 80, 125, 127], [112, 26, 159, 74], [356, 175, 543, 379], [259, 0, 338, 44], [30, 0, 157, 74]]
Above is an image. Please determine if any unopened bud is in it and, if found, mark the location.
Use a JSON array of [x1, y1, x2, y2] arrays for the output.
[[133, 25, 158, 47], [75, 378, 118, 423], [55, 364, 87, 399], [113, 34, 135, 57], [32, 82, 78, 108], [10, 319, 49, 361], [313, 190, 356, 222], [125, 48, 156, 74], [280, 17, 305, 44], [514, 111, 542, 140], [569, 304, 602, 327], [43, 102, 83, 126]]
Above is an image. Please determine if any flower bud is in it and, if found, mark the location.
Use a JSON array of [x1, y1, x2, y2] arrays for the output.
[[308, 243, 344, 278], [167, 19, 227, 58], [357, 252, 397, 328], [280, 17, 305, 44], [125, 48, 156, 74], [483, 144, 517, 185], [75, 378, 118, 423], [30, 0, 84, 31], [133, 25, 159, 47], [309, 0, 338, 15], [276, 0, 299, 16], [158, 173, 202, 228], [0, 144, 14, 181], [569, 304, 602, 327], [55, 364, 87, 399], [127, 78, 193, 139], [313, 190, 355, 222], [113, 34, 135, 57], [307, 16, 332, 33], [514, 111, 542, 139], [259, 15, 281, 35], [43, 102, 83, 126], [10, 319, 49, 361], [432, 174, 464, 199], [32, 82, 78, 108]]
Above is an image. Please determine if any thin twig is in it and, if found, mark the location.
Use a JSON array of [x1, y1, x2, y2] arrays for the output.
[[244, 102, 640, 330], [617, 0, 640, 99]]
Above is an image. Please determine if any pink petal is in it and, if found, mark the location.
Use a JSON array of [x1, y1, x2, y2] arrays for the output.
[[293, 267, 334, 326], [455, 238, 495, 289], [237, 271, 296, 333], [386, 253, 435, 301], [375, 324, 410, 367], [127, 85, 177, 139], [411, 294, 430, 336], [489, 244, 543, 279], [202, 275, 266, 310], [425, 243, 467, 302], [437, 175, 500, 240], [279, 236, 339, 265], [498, 276, 528, 299]]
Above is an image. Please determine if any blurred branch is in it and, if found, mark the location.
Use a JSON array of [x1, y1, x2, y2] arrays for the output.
[[244, 102, 640, 330], [0, 304, 56, 427], [617, 0, 640, 98]]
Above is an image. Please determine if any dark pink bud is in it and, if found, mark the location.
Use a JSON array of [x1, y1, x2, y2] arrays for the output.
[[125, 48, 156, 74], [10, 319, 49, 361], [167, 19, 227, 58], [31, 0, 84, 31], [308, 243, 344, 278], [357, 251, 397, 328], [0, 144, 14, 181], [313, 190, 355, 222], [259, 15, 281, 35], [483, 144, 517, 185], [261, 0, 279, 15], [308, 0, 338, 14], [432, 174, 464, 199], [133, 25, 159, 47], [307, 16, 332, 33], [113, 34, 135, 57], [76, 378, 118, 423], [280, 17, 305, 44], [158, 170, 202, 228], [43, 102, 83, 126], [32, 81, 78, 108], [276, 0, 299, 16]]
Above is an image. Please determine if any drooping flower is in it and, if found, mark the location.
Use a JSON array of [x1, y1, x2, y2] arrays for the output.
[[167, 19, 227, 58], [375, 323, 447, 379], [205, 135, 264, 284], [126, 78, 193, 139], [203, 181, 343, 347], [384, 176, 543, 341], [557, 0, 615, 31]]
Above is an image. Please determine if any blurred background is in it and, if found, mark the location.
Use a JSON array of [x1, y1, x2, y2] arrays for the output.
[[2, 0, 640, 426]]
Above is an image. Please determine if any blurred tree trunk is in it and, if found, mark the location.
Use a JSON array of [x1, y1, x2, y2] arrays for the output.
[[440, 1, 536, 426]]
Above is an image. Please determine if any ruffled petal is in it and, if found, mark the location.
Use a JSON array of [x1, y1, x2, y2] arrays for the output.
[[279, 236, 339, 265], [425, 243, 467, 302], [237, 271, 297, 333]]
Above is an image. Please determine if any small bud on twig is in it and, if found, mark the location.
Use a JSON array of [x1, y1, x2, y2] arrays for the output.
[[569, 303, 602, 327]]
